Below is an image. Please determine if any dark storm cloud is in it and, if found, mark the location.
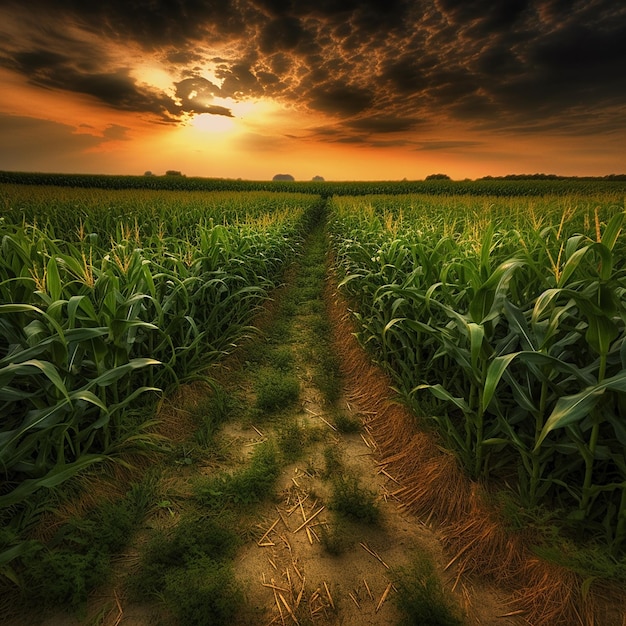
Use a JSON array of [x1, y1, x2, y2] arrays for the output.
[[174, 76, 233, 116], [7, 46, 179, 120], [345, 116, 423, 134], [102, 124, 131, 140], [308, 83, 374, 116], [0, 114, 114, 171], [1, 0, 625, 138], [416, 140, 483, 151]]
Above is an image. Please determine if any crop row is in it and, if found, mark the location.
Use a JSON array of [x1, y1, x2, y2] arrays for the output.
[[0, 187, 320, 578], [2, 171, 626, 197], [328, 193, 626, 554]]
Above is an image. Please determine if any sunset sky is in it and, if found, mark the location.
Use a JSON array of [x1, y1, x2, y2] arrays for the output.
[[0, 0, 624, 181]]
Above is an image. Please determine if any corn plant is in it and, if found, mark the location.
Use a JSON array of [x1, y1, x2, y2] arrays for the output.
[[0, 186, 317, 580], [329, 193, 626, 553]]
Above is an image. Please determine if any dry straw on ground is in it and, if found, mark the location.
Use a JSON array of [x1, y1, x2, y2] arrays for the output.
[[324, 278, 625, 626]]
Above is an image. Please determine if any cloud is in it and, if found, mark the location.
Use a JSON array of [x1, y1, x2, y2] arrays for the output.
[[415, 140, 483, 151], [174, 76, 233, 116], [0, 0, 624, 144], [345, 116, 423, 134], [307, 83, 374, 116], [102, 124, 131, 140], [0, 114, 109, 170]]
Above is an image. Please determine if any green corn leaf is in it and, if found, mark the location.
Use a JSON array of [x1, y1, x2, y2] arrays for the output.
[[479, 222, 495, 276], [535, 371, 626, 450], [382, 318, 405, 341], [108, 386, 161, 414], [584, 311, 619, 357], [590, 242, 614, 281], [0, 303, 44, 315], [469, 258, 524, 324], [0, 455, 106, 507], [87, 357, 160, 388], [0, 359, 69, 399], [482, 438, 510, 446], [468, 322, 485, 371], [503, 300, 537, 350], [412, 383, 471, 414], [69, 389, 109, 413], [46, 256, 62, 301], [337, 273, 364, 288], [600, 212, 624, 251], [483, 352, 520, 410], [531, 288, 562, 325]]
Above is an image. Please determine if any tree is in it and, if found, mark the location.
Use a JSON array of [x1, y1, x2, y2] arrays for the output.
[[272, 173, 294, 181], [425, 173, 451, 180]]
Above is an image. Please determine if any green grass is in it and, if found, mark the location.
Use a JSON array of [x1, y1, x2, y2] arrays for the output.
[[194, 441, 281, 507], [332, 410, 362, 433], [322, 445, 344, 478], [254, 369, 300, 413], [130, 513, 243, 625], [15, 479, 154, 611], [164, 557, 243, 626], [266, 346, 295, 372], [130, 513, 241, 594], [20, 543, 109, 611], [277, 419, 308, 462], [193, 384, 238, 448], [329, 475, 380, 524], [319, 522, 353, 556], [393, 554, 464, 626]]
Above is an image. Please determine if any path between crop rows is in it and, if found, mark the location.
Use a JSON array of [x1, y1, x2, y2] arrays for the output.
[[23, 223, 519, 626]]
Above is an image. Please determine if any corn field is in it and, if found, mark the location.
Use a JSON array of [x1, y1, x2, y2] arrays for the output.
[[329, 193, 626, 554], [0, 185, 319, 576], [2, 177, 626, 596]]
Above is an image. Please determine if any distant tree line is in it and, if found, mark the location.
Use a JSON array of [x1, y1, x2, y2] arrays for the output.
[[2, 170, 626, 198], [477, 173, 626, 181]]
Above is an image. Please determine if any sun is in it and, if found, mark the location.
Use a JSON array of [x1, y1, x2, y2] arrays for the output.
[[190, 112, 236, 133]]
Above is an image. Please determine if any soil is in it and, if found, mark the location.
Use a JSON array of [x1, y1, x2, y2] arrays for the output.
[[3, 229, 532, 626]]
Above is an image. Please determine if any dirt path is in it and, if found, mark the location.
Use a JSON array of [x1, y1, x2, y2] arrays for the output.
[[12, 222, 522, 626]]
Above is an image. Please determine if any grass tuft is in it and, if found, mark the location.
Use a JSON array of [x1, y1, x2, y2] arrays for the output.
[[278, 420, 307, 462], [130, 513, 243, 625], [15, 479, 154, 611], [193, 384, 236, 448], [393, 554, 464, 625], [329, 475, 380, 524], [194, 441, 281, 507], [332, 410, 361, 433], [254, 369, 300, 413], [164, 557, 243, 626], [322, 445, 343, 478], [319, 522, 353, 556]]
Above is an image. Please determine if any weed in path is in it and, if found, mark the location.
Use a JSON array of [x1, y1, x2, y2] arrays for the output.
[[332, 410, 362, 434], [319, 522, 354, 555], [278, 419, 307, 462], [393, 554, 464, 625], [266, 319, 291, 344], [267, 346, 295, 372], [130, 513, 241, 593], [322, 444, 344, 478], [193, 384, 237, 448], [254, 369, 300, 413], [18, 479, 154, 611], [164, 557, 243, 626], [194, 440, 281, 507], [330, 475, 380, 524], [130, 513, 243, 625]]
